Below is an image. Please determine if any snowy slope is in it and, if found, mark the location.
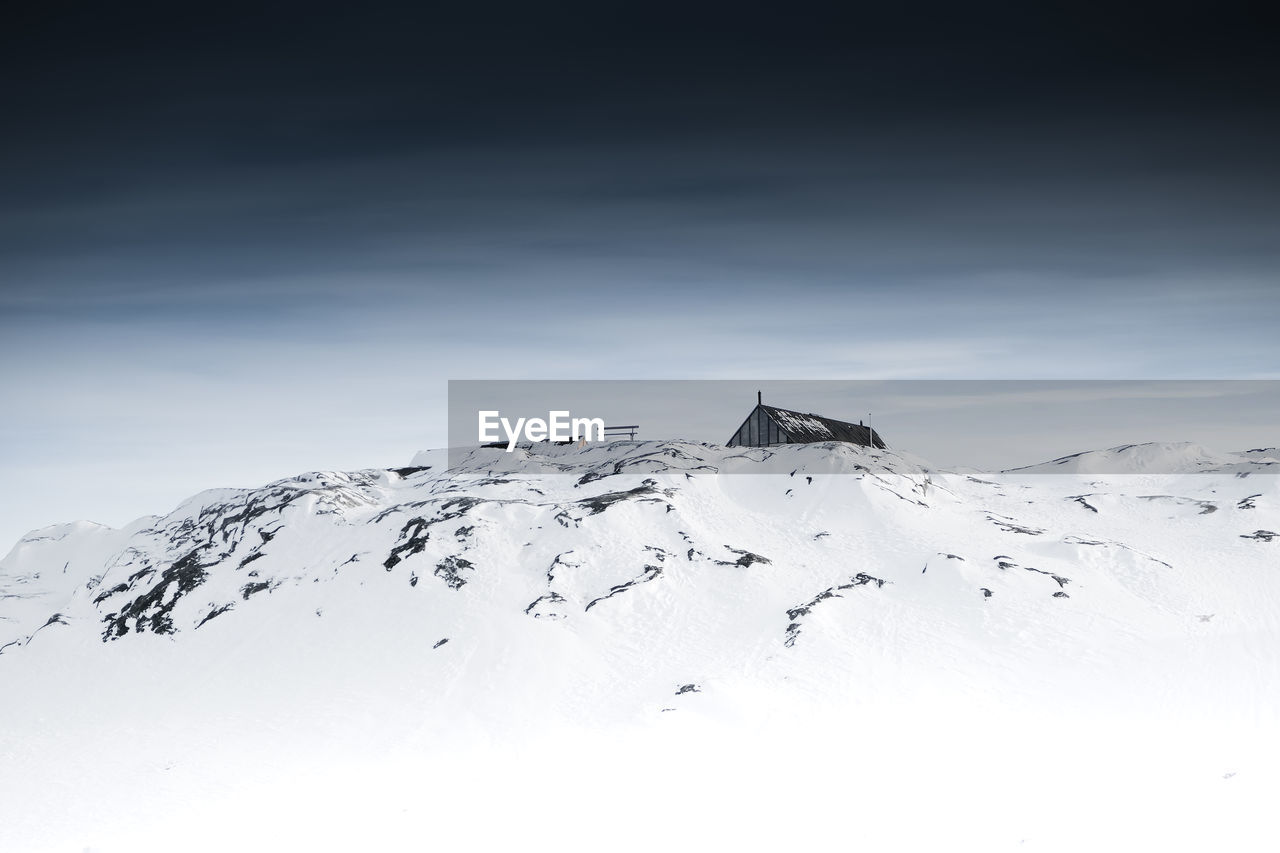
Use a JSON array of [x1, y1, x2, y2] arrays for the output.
[[2, 441, 1278, 852], [1005, 440, 1280, 475]]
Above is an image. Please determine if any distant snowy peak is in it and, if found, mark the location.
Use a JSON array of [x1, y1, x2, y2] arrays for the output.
[[1004, 441, 1279, 475]]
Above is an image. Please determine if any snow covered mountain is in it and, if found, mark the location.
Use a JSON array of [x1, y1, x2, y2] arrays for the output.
[[2, 440, 1278, 852], [1005, 440, 1280, 475]]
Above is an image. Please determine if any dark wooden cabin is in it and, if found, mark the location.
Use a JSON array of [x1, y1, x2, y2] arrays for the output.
[[726, 393, 886, 449]]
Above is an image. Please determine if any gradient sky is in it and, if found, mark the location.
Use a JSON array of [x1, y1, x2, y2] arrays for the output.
[[2, 2, 1278, 550]]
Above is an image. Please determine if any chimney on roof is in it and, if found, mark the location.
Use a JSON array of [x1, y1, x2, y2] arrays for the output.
[[757, 390, 762, 406]]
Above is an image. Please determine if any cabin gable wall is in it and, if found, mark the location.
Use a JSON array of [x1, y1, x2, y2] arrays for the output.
[[727, 405, 790, 447]]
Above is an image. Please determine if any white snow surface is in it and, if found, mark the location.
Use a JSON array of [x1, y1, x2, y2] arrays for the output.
[[2, 440, 1279, 852]]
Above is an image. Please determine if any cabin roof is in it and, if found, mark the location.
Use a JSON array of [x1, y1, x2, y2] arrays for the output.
[[760, 404, 885, 448]]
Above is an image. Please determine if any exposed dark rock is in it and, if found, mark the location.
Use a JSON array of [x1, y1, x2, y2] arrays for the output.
[[676, 683, 700, 695], [785, 573, 890, 642], [470, 477, 516, 488], [1241, 530, 1276, 542], [434, 556, 474, 590], [384, 517, 431, 570], [722, 548, 771, 568], [576, 480, 669, 515], [986, 514, 1045, 535], [1138, 495, 1218, 514], [21, 613, 70, 645], [787, 590, 841, 622], [238, 552, 265, 569], [101, 550, 212, 640], [241, 581, 271, 600], [1023, 566, 1071, 587], [1062, 535, 1173, 568], [525, 591, 568, 617], [1070, 495, 1100, 513], [586, 563, 663, 611], [373, 495, 486, 527], [195, 603, 234, 629], [784, 622, 802, 647], [92, 582, 129, 605], [389, 466, 432, 477], [546, 551, 578, 584], [993, 556, 1070, 588]]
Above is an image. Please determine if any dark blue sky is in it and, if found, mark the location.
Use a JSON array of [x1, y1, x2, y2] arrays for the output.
[[2, 1, 1278, 548]]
